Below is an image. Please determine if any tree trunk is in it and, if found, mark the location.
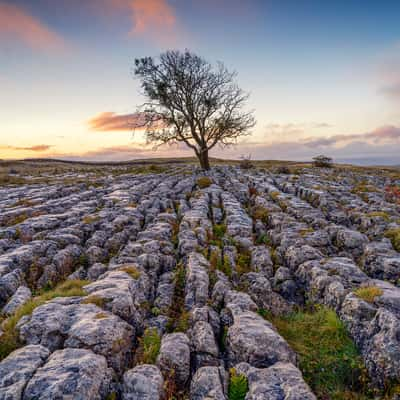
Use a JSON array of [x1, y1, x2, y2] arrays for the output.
[[198, 148, 210, 170]]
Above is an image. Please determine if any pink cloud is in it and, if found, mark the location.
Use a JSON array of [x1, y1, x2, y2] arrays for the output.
[[87, 112, 146, 131], [107, 0, 179, 44], [0, 144, 53, 152], [0, 2, 65, 52]]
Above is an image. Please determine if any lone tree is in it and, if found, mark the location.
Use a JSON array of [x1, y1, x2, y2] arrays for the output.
[[312, 155, 333, 168], [133, 50, 255, 170]]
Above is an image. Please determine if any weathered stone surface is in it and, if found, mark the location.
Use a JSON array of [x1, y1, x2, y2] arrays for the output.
[[0, 345, 50, 400], [190, 366, 228, 400], [157, 332, 190, 388], [122, 364, 164, 400], [227, 311, 296, 368], [235, 361, 316, 399], [23, 348, 112, 400], [185, 252, 209, 310], [1, 285, 31, 316], [18, 299, 134, 373]]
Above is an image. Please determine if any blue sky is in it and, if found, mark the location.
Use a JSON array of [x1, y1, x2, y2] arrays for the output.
[[0, 0, 399, 164]]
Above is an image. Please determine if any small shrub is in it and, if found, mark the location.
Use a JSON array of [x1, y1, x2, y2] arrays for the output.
[[354, 286, 383, 303], [313, 155, 333, 168], [385, 228, 400, 252], [228, 368, 248, 400], [277, 165, 291, 174], [236, 250, 252, 276], [120, 265, 141, 279], [138, 328, 161, 364], [213, 224, 226, 240], [252, 206, 269, 223], [196, 176, 213, 189], [175, 311, 190, 333]]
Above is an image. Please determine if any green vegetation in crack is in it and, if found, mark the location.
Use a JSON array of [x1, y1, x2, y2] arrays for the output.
[[0, 279, 89, 360], [228, 368, 249, 400], [258, 306, 373, 399]]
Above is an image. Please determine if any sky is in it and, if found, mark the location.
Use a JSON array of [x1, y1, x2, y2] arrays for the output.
[[0, 0, 400, 165]]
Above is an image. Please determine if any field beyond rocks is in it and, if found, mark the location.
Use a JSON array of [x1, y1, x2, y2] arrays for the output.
[[0, 159, 400, 400]]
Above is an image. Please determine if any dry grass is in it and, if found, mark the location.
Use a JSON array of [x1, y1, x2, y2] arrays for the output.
[[354, 286, 383, 303]]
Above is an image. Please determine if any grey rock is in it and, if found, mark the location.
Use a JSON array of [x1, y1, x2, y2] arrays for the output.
[[190, 366, 228, 400], [157, 332, 190, 388], [2, 285, 31, 316], [235, 361, 316, 400], [122, 364, 164, 400], [23, 348, 113, 400], [0, 345, 50, 400], [227, 311, 296, 368]]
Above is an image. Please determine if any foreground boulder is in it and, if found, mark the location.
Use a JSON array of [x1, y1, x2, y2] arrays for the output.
[[157, 332, 190, 388], [190, 366, 228, 400], [18, 298, 134, 373], [122, 364, 164, 400], [227, 311, 296, 368], [235, 361, 316, 399], [23, 348, 113, 400], [0, 345, 50, 400]]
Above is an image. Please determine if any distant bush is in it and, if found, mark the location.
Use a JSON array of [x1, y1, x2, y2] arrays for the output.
[[239, 155, 254, 170], [313, 155, 333, 168], [276, 165, 291, 174], [197, 176, 213, 188]]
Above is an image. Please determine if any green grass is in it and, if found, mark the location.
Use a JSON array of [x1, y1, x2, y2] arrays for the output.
[[236, 250, 252, 276], [137, 328, 161, 364], [0, 279, 89, 360], [228, 368, 249, 400], [259, 306, 372, 399]]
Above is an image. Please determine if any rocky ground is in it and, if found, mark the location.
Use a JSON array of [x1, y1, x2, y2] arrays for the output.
[[0, 163, 399, 399]]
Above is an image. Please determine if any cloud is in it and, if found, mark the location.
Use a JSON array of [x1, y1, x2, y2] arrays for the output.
[[0, 2, 66, 52], [264, 122, 332, 138], [106, 0, 178, 44], [88, 112, 145, 131], [377, 50, 400, 102], [0, 144, 53, 152], [44, 143, 193, 162]]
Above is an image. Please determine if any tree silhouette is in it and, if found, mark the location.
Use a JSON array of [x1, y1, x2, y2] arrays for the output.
[[133, 50, 255, 170]]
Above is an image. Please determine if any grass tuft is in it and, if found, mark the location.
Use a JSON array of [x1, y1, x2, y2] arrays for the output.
[[385, 228, 400, 252], [196, 176, 213, 189], [259, 306, 372, 399], [228, 368, 249, 400], [120, 265, 141, 279], [0, 279, 89, 360], [354, 286, 383, 303], [136, 327, 161, 364]]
